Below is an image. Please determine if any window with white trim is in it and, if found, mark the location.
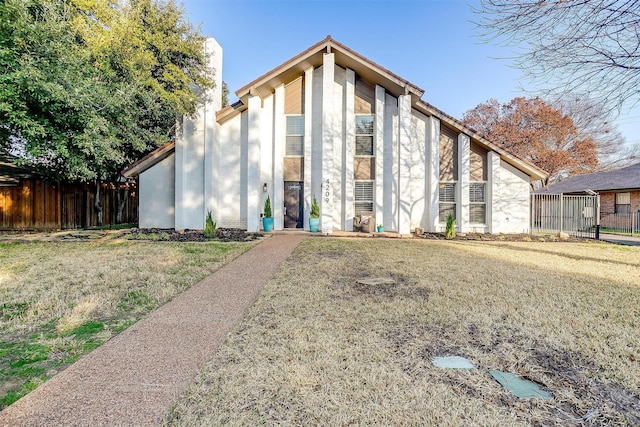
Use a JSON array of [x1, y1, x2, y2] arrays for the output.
[[354, 180, 374, 214], [286, 115, 304, 156], [355, 115, 374, 156], [469, 182, 486, 224], [615, 192, 631, 214], [439, 182, 456, 222]]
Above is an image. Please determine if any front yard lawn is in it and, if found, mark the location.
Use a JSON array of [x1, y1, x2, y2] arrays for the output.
[[0, 239, 255, 408], [166, 239, 640, 426]]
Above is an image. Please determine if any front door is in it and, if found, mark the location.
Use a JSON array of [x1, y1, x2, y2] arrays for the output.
[[284, 181, 304, 228]]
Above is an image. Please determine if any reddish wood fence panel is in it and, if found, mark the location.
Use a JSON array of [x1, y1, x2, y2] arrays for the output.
[[0, 179, 138, 230]]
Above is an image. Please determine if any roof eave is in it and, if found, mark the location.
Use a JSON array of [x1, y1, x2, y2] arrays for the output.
[[236, 35, 425, 103], [122, 140, 176, 178], [415, 100, 548, 182]]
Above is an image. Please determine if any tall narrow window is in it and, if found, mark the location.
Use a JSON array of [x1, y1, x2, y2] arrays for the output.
[[469, 183, 486, 224], [439, 126, 458, 223], [286, 115, 304, 156], [469, 143, 487, 224], [439, 183, 456, 222], [355, 115, 374, 156], [354, 181, 374, 214]]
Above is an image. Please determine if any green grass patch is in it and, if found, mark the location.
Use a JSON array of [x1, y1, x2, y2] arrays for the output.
[[0, 239, 257, 409]]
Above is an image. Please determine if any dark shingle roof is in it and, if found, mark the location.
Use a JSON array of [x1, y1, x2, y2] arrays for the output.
[[0, 152, 40, 186], [536, 162, 640, 194]]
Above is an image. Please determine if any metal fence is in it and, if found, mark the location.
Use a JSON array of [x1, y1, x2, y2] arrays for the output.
[[531, 193, 599, 239], [600, 212, 639, 236]]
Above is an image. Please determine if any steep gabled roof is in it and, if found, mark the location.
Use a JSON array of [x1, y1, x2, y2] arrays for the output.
[[122, 140, 175, 178], [235, 35, 424, 104], [127, 36, 548, 182], [536, 162, 640, 194], [226, 36, 547, 182]]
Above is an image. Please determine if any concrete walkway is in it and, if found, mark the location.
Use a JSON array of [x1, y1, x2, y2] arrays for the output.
[[600, 233, 640, 246], [0, 234, 304, 427]]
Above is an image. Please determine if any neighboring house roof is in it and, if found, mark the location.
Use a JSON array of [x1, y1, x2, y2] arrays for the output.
[[0, 152, 40, 186], [535, 162, 640, 194], [122, 140, 175, 178]]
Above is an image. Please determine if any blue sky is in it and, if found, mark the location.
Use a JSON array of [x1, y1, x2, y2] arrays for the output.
[[181, 0, 639, 148]]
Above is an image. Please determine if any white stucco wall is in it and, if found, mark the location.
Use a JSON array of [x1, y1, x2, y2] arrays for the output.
[[333, 64, 346, 230], [383, 93, 399, 231], [493, 160, 531, 233], [139, 154, 175, 229], [410, 110, 429, 231], [216, 113, 247, 229]]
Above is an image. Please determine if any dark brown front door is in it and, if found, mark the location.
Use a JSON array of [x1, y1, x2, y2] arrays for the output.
[[284, 181, 303, 228]]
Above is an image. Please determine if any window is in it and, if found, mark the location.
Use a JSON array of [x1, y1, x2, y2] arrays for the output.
[[615, 192, 631, 214], [354, 181, 374, 214], [355, 115, 374, 156], [469, 183, 486, 224], [286, 115, 304, 156], [439, 183, 456, 222]]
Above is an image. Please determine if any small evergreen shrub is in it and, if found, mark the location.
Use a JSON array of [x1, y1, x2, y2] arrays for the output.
[[204, 210, 217, 237], [445, 213, 456, 239], [264, 196, 272, 218], [310, 196, 320, 218]]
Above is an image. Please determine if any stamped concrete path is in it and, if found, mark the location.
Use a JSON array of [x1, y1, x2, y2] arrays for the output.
[[0, 234, 305, 427]]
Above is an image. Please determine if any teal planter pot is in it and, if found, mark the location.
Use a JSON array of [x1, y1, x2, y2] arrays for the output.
[[309, 217, 320, 233], [377, 225, 384, 233], [262, 217, 274, 232]]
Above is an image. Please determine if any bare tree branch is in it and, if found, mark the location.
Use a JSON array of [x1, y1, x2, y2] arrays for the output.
[[475, 0, 640, 114]]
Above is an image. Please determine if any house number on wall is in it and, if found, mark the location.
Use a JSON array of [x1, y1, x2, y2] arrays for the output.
[[324, 179, 330, 204]]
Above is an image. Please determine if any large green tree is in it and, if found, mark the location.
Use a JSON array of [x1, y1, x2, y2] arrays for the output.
[[1, 0, 212, 221]]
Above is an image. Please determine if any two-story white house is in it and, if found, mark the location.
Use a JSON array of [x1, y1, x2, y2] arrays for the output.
[[124, 36, 547, 234]]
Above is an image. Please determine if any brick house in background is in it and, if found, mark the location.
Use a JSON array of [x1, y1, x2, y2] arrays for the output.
[[536, 162, 640, 229], [124, 36, 547, 234]]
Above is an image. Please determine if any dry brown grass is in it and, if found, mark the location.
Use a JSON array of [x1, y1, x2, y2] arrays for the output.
[[0, 239, 255, 407], [166, 238, 640, 426]]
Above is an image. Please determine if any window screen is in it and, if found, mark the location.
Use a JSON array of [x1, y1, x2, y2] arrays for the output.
[[355, 115, 374, 156], [286, 115, 304, 156], [439, 182, 456, 222], [469, 183, 486, 224], [354, 181, 374, 214]]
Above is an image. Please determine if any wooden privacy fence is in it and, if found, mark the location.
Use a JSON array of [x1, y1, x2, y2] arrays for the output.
[[0, 178, 138, 230], [531, 193, 599, 239]]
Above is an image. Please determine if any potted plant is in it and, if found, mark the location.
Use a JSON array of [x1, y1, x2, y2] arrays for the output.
[[262, 195, 274, 232], [309, 196, 320, 232], [377, 223, 384, 233]]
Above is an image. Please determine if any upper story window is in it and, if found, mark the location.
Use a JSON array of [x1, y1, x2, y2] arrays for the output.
[[355, 115, 374, 156], [439, 126, 458, 182], [286, 115, 304, 156]]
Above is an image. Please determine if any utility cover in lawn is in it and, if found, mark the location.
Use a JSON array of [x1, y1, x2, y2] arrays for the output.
[[432, 356, 476, 369], [489, 370, 552, 400]]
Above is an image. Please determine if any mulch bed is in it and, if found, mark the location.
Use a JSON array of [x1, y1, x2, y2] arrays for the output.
[[128, 228, 262, 242], [418, 232, 590, 243]]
